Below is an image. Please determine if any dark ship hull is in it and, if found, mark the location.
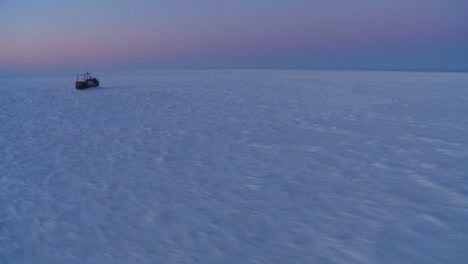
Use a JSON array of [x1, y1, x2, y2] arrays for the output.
[[76, 78, 99, 90], [75, 71, 99, 90]]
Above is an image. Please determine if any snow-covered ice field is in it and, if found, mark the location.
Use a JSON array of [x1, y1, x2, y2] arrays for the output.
[[1, 69, 468, 263]]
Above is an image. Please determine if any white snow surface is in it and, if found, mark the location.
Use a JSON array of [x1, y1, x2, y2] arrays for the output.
[[1, 70, 468, 263]]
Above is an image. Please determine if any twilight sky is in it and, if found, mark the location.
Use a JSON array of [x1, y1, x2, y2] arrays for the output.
[[0, 0, 467, 70]]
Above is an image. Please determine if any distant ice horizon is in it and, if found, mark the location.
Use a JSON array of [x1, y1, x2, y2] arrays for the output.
[[1, 66, 468, 79]]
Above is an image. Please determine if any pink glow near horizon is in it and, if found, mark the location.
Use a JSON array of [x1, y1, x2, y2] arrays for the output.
[[0, 0, 466, 69]]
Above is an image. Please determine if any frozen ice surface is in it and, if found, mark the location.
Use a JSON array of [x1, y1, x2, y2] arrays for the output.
[[1, 70, 468, 263]]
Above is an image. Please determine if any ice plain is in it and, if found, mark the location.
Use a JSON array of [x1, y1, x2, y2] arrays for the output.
[[1, 69, 468, 263]]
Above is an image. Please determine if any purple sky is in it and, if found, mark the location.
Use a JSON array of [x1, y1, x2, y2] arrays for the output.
[[0, 0, 466, 70]]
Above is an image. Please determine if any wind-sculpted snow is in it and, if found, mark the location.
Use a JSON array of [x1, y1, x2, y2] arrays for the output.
[[1, 70, 467, 263]]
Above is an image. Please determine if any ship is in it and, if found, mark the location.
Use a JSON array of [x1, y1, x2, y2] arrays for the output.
[[76, 72, 99, 90]]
